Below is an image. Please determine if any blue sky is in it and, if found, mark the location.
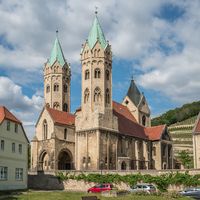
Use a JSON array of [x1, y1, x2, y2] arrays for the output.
[[0, 0, 200, 139]]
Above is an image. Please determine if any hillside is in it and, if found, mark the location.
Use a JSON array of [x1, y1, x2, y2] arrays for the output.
[[151, 101, 200, 126]]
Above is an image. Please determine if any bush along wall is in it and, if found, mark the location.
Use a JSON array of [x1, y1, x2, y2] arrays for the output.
[[56, 171, 200, 192]]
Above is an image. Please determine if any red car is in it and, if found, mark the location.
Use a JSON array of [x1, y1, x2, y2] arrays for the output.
[[87, 183, 113, 193]]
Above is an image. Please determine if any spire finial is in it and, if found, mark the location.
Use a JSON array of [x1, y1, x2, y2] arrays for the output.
[[56, 30, 59, 37], [131, 74, 134, 81], [95, 6, 98, 15]]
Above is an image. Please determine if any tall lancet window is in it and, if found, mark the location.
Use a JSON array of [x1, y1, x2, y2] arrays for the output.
[[43, 120, 48, 140], [63, 84, 68, 93], [84, 88, 89, 103], [94, 87, 101, 102], [142, 115, 146, 126], [94, 68, 101, 78], [85, 70, 90, 80], [105, 89, 110, 104]]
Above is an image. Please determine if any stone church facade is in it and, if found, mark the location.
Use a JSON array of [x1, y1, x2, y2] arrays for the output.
[[31, 14, 173, 171]]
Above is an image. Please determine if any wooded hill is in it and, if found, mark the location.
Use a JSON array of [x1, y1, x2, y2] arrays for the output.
[[151, 101, 200, 126]]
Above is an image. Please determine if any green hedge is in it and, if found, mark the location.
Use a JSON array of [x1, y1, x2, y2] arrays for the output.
[[56, 172, 200, 192]]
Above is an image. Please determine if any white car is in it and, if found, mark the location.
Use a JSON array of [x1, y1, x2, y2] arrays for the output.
[[129, 184, 157, 194]]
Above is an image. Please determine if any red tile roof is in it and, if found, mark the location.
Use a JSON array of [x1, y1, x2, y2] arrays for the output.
[[113, 101, 148, 139], [194, 115, 200, 133], [145, 125, 165, 141], [47, 107, 75, 126], [0, 106, 21, 124]]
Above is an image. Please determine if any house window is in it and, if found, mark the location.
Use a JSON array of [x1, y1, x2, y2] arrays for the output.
[[64, 128, 67, 140], [0, 140, 4, 151], [15, 124, 18, 133], [106, 70, 109, 80], [94, 68, 101, 78], [54, 83, 59, 92], [105, 89, 110, 104], [15, 168, 23, 181], [19, 144, 22, 154], [63, 84, 68, 93], [46, 85, 50, 93], [85, 70, 90, 80], [84, 88, 89, 103], [0, 167, 8, 180], [43, 120, 48, 140], [94, 87, 101, 102], [7, 121, 10, 131], [12, 143, 15, 153]]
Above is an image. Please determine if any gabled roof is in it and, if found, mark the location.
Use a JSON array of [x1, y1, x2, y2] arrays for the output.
[[193, 112, 200, 134], [88, 15, 107, 50], [126, 80, 142, 107], [113, 101, 148, 139], [48, 35, 66, 67], [47, 107, 75, 126], [145, 125, 166, 141], [0, 106, 21, 124]]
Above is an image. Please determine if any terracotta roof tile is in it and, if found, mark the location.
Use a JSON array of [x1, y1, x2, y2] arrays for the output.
[[47, 107, 75, 126], [145, 125, 165, 141], [113, 101, 148, 139], [0, 106, 21, 124], [194, 119, 200, 133]]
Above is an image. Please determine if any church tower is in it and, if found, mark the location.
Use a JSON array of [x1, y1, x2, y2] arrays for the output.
[[78, 12, 113, 128], [44, 32, 71, 112], [75, 13, 118, 170]]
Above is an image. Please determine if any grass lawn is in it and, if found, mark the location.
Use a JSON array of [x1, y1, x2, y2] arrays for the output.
[[1, 191, 193, 200]]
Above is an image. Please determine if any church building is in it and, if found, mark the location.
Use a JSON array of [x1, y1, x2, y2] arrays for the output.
[[31, 13, 173, 171]]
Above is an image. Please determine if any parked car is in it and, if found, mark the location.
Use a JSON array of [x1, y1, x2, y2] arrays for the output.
[[129, 184, 157, 194], [180, 187, 200, 199], [87, 183, 113, 193]]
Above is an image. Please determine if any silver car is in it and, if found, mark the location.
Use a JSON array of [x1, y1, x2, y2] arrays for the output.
[[129, 184, 157, 194]]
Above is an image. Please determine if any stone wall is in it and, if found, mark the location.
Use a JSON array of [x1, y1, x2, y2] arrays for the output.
[[28, 169, 200, 191]]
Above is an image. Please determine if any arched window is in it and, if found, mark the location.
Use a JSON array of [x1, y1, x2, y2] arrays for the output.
[[84, 88, 89, 103], [43, 120, 48, 140], [94, 68, 101, 78], [63, 103, 68, 112], [64, 128, 67, 140], [54, 83, 59, 92], [46, 85, 50, 93], [105, 89, 110, 104], [94, 87, 101, 102], [94, 49, 97, 57], [106, 70, 110, 80], [97, 49, 100, 57], [85, 70, 90, 80], [63, 84, 68, 93], [53, 102, 60, 110], [142, 115, 146, 126]]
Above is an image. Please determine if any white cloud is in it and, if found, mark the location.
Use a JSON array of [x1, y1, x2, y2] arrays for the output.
[[0, 76, 43, 139]]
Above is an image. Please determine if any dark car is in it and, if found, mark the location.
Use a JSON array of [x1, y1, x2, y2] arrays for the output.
[[87, 183, 113, 193]]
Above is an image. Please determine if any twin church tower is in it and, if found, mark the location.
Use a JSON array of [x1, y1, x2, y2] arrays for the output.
[[31, 13, 172, 172]]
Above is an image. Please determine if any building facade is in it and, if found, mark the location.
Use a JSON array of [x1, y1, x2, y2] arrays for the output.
[[0, 106, 29, 190], [193, 112, 200, 168], [31, 13, 173, 172]]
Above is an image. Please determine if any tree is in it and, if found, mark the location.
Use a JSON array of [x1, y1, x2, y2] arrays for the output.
[[178, 150, 193, 169]]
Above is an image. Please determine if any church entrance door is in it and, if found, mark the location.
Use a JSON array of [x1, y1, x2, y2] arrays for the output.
[[58, 150, 73, 170]]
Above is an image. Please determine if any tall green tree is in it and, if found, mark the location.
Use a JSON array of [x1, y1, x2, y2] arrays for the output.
[[178, 150, 193, 169]]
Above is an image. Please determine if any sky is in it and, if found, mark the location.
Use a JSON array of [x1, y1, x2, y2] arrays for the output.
[[0, 0, 200, 140]]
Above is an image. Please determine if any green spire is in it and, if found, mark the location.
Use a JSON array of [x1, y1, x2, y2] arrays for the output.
[[48, 31, 66, 67], [87, 14, 107, 49]]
